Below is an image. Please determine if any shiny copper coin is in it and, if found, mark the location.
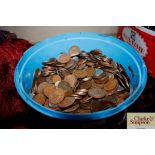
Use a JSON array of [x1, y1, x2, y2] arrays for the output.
[[103, 79, 118, 92], [58, 97, 75, 108], [58, 53, 71, 63], [88, 87, 106, 98], [33, 93, 46, 105], [48, 88, 65, 104]]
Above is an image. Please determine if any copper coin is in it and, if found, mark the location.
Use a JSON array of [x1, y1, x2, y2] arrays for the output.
[[43, 84, 55, 97], [60, 68, 70, 77], [65, 58, 75, 69], [44, 99, 49, 107], [79, 102, 91, 110], [58, 53, 71, 63], [91, 99, 116, 112], [57, 80, 72, 96], [77, 58, 87, 65], [37, 82, 49, 94], [48, 88, 65, 104], [77, 63, 86, 70], [82, 77, 92, 82], [52, 75, 62, 83], [116, 97, 124, 105], [58, 97, 75, 108], [69, 45, 81, 57], [76, 89, 88, 93], [94, 75, 109, 84], [75, 91, 87, 96], [46, 75, 53, 84], [88, 87, 106, 98], [80, 96, 92, 103], [86, 67, 95, 77], [64, 74, 77, 88], [33, 93, 46, 105], [91, 79, 105, 88], [58, 53, 71, 64], [90, 49, 102, 55], [75, 109, 91, 114], [37, 76, 47, 85], [80, 81, 92, 89], [74, 96, 83, 100], [73, 70, 87, 78], [103, 79, 118, 92], [63, 104, 80, 113]]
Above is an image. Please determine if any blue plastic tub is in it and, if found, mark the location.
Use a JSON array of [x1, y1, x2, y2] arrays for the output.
[[14, 32, 147, 120]]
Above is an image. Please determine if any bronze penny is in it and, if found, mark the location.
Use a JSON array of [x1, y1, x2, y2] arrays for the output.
[[75, 109, 91, 114], [69, 45, 81, 57], [33, 93, 46, 105], [80, 96, 92, 103], [65, 58, 76, 69], [37, 82, 49, 94], [57, 80, 73, 96], [52, 75, 62, 83], [37, 76, 47, 85], [43, 84, 55, 97], [88, 87, 106, 98], [64, 74, 77, 88], [86, 67, 95, 77], [80, 81, 92, 89], [44, 99, 49, 107], [48, 88, 65, 104], [73, 70, 87, 78], [103, 79, 118, 92], [58, 97, 75, 108], [91, 99, 116, 112], [58, 53, 71, 63], [63, 104, 80, 113], [46, 75, 53, 83]]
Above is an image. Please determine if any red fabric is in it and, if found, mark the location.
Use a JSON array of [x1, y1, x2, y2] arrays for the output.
[[0, 39, 32, 119]]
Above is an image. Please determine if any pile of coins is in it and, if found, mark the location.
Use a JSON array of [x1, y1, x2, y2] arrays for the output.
[[31, 46, 130, 114]]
